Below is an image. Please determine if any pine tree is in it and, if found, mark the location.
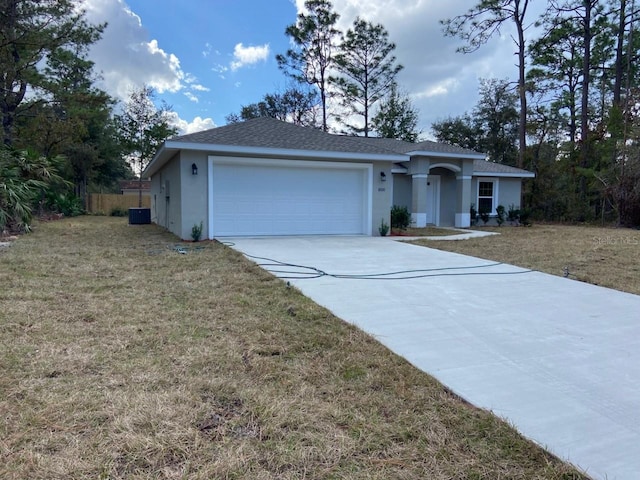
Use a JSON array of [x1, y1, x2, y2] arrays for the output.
[[276, 0, 340, 131], [371, 84, 420, 142], [0, 0, 104, 145], [331, 18, 403, 136], [442, 0, 531, 168]]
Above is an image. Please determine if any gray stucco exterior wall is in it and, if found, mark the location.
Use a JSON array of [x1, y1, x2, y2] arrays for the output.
[[372, 161, 393, 235], [179, 151, 209, 240], [471, 176, 523, 216], [392, 174, 412, 212], [150, 153, 182, 238], [498, 178, 524, 210], [152, 150, 393, 238]]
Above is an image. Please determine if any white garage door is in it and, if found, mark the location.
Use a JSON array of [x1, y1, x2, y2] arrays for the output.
[[210, 158, 371, 236]]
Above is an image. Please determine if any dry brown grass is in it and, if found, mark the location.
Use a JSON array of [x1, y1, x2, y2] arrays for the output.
[[413, 224, 640, 296], [0, 217, 588, 479]]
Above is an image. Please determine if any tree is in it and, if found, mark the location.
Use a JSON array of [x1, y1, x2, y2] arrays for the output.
[[225, 86, 319, 127], [0, 0, 104, 146], [532, 1, 616, 220], [577, 1, 599, 174], [116, 85, 177, 207], [474, 78, 519, 165], [609, 0, 640, 108], [371, 84, 420, 142], [431, 78, 518, 163], [13, 46, 123, 204], [431, 115, 481, 151], [331, 18, 403, 136], [276, 0, 340, 131], [442, 0, 531, 168], [528, 18, 584, 149]]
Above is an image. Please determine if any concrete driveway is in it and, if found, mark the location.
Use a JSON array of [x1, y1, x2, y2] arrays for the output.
[[226, 236, 640, 480]]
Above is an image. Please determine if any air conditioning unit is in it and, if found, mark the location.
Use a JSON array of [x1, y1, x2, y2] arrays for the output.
[[129, 208, 151, 224]]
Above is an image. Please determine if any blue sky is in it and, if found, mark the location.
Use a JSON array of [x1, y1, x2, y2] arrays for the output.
[[83, 0, 539, 138], [121, 0, 297, 123]]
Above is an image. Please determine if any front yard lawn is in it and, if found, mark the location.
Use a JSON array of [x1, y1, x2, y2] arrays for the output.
[[413, 224, 640, 296], [0, 217, 588, 479]]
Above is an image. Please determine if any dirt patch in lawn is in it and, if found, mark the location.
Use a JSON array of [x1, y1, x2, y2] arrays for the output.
[[0, 217, 588, 479], [391, 226, 461, 237], [413, 224, 640, 295]]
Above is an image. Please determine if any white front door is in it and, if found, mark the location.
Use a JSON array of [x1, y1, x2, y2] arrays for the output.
[[426, 175, 440, 225]]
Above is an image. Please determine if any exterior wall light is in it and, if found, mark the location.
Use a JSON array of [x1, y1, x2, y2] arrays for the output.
[[191, 163, 198, 175], [380, 171, 387, 182]]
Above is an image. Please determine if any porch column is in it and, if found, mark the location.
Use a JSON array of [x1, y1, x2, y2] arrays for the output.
[[410, 157, 430, 227], [455, 159, 473, 228]]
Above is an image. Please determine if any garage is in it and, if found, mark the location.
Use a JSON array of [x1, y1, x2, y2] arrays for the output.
[[209, 157, 372, 236]]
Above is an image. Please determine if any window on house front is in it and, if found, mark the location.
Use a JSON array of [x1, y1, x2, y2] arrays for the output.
[[478, 181, 494, 214]]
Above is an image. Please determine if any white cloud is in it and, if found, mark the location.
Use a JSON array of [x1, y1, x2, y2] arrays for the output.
[[213, 64, 228, 79], [182, 74, 211, 92], [184, 91, 199, 103], [191, 84, 210, 92], [230, 43, 270, 71], [202, 42, 212, 58], [166, 112, 216, 135], [81, 0, 218, 136], [83, 0, 186, 99], [413, 78, 461, 99]]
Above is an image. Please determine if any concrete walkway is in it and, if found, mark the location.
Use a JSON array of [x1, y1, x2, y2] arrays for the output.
[[390, 228, 498, 241], [226, 236, 640, 480]]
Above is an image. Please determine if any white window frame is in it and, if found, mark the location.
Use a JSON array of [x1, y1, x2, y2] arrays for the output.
[[476, 177, 499, 215]]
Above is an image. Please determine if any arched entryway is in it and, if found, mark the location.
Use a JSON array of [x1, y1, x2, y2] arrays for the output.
[[428, 163, 461, 227]]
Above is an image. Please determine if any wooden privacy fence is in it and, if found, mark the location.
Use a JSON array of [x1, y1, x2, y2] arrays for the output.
[[88, 194, 151, 214]]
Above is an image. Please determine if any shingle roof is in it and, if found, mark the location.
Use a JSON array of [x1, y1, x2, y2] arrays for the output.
[[171, 117, 484, 157], [146, 117, 533, 178], [172, 117, 403, 156], [473, 159, 535, 176], [343, 136, 483, 156]]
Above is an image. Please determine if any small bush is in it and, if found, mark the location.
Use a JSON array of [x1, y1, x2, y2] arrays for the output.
[[470, 204, 478, 225], [479, 210, 490, 225], [496, 205, 506, 226], [378, 218, 389, 236], [519, 209, 532, 226], [191, 221, 203, 242], [110, 207, 128, 217], [47, 192, 84, 217], [390, 205, 410, 230], [507, 204, 520, 223]]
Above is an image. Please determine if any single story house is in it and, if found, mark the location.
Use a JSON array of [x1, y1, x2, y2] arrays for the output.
[[143, 117, 534, 239]]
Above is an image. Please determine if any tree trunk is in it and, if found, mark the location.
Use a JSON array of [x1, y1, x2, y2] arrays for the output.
[[0, 0, 29, 146], [580, 0, 592, 173], [613, 0, 627, 107], [515, 0, 528, 169]]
